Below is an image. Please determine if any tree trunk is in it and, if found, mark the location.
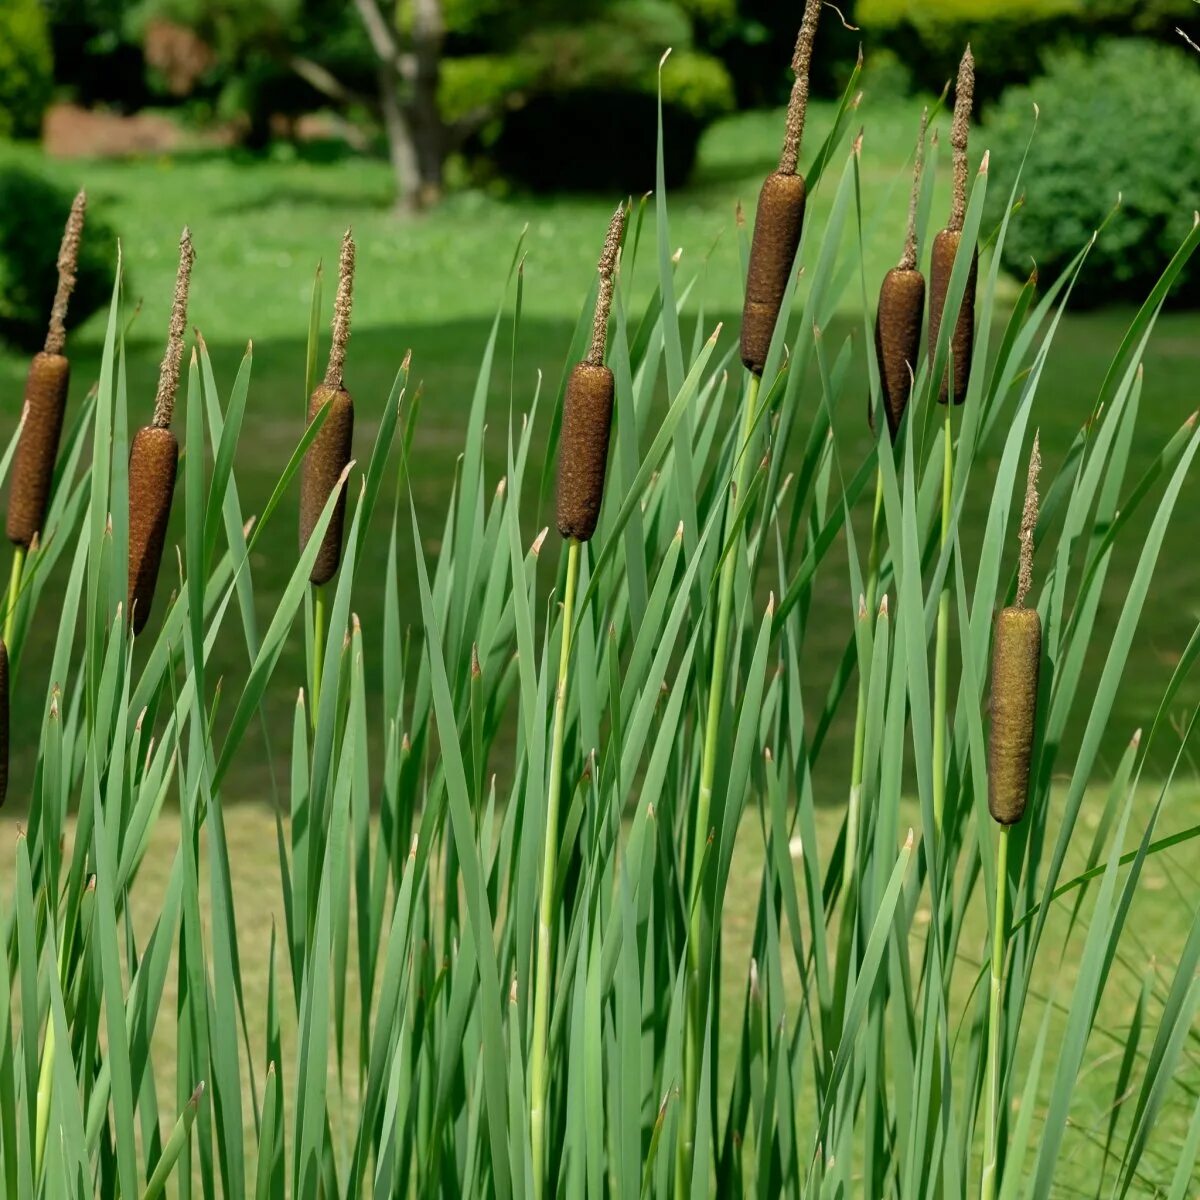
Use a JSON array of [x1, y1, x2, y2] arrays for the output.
[[409, 0, 445, 208], [377, 64, 422, 215], [353, 0, 446, 214]]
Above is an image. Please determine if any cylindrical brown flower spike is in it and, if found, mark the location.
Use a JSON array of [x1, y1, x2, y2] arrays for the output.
[[0, 639, 8, 806], [988, 435, 1041, 825], [299, 229, 356, 585], [7, 190, 87, 548], [929, 46, 977, 406], [128, 227, 193, 635], [873, 109, 928, 438], [556, 204, 626, 541], [739, 0, 821, 376]]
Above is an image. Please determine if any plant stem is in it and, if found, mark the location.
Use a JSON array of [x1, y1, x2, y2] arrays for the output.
[[932, 404, 953, 836], [680, 369, 761, 1191], [4, 546, 26, 648], [981, 825, 1009, 1200], [530, 536, 581, 1200], [312, 583, 326, 730]]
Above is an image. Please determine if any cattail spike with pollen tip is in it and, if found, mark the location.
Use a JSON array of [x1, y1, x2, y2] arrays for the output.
[[556, 205, 627, 541], [7, 192, 88, 548], [153, 228, 195, 430], [872, 108, 929, 439], [45, 190, 86, 357], [929, 46, 978, 406], [127, 228, 193, 634], [988, 435, 1042, 825], [740, 0, 821, 375], [300, 230, 357, 584]]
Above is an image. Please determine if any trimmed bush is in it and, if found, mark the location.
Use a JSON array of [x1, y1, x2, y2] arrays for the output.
[[0, 163, 118, 351], [0, 0, 54, 140], [986, 39, 1200, 306]]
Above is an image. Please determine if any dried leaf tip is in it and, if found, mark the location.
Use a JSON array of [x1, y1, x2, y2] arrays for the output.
[[325, 228, 356, 389], [899, 107, 929, 271], [949, 45, 975, 232], [779, 0, 823, 174], [152, 227, 195, 429], [45, 189, 87, 355], [586, 203, 626, 367], [1016, 431, 1040, 608]]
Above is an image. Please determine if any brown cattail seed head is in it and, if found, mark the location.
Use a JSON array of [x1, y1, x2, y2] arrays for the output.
[[928, 229, 977, 405], [556, 363, 614, 541], [7, 352, 71, 547], [45, 190, 86, 357], [988, 606, 1041, 825], [299, 385, 354, 584], [872, 268, 924, 438], [127, 425, 179, 634], [741, 172, 806, 375]]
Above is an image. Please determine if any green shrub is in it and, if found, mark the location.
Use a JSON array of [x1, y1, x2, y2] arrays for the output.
[[986, 39, 1200, 305], [854, 0, 1195, 97], [0, 0, 54, 140], [0, 163, 119, 351]]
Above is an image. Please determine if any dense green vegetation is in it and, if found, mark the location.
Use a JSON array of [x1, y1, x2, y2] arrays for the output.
[[0, 50, 1199, 1198]]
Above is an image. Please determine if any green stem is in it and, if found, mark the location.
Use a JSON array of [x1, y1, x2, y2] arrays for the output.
[[530, 536, 581, 1200], [981, 825, 1009, 1200], [680, 369, 761, 1192], [932, 404, 953, 837], [311, 583, 326, 730], [5, 546, 26, 648]]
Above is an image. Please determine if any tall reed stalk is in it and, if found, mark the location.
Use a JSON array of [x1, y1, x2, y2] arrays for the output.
[[530, 204, 624, 1199], [982, 436, 1042, 1200]]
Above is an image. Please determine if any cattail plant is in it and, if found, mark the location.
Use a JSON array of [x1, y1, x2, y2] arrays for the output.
[[4, 191, 87, 644], [298, 229, 355, 711], [981, 435, 1042, 1200], [682, 4, 822, 1183], [873, 110, 928, 438], [128, 227, 193, 636], [299, 229, 356, 586], [531, 201, 626, 1200], [928, 46, 977, 405], [739, 0, 821, 377]]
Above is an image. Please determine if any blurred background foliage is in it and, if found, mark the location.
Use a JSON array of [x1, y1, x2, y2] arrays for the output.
[[2, 0, 1200, 314]]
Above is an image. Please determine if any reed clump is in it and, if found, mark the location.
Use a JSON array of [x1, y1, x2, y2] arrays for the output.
[[739, 0, 821, 376], [929, 46, 978, 405], [873, 110, 928, 438], [556, 203, 625, 541], [988, 435, 1042, 824], [7, 191, 87, 549], [128, 227, 193, 635], [299, 229, 356, 585]]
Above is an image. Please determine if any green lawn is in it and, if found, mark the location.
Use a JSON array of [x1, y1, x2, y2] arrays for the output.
[[2, 97, 1199, 806]]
